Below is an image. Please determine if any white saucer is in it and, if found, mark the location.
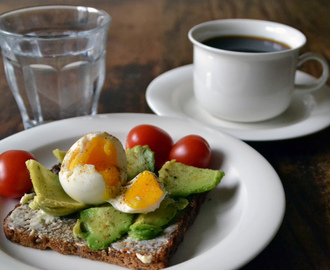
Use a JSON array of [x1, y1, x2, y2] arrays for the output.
[[146, 64, 330, 141]]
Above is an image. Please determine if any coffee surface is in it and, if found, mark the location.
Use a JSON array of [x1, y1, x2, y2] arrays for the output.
[[202, 35, 291, 53]]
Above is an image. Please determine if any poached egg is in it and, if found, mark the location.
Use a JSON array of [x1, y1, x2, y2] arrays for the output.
[[59, 132, 127, 205], [59, 131, 166, 213], [109, 170, 166, 214]]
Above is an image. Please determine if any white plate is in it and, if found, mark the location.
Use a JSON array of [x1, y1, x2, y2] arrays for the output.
[[146, 64, 330, 141], [0, 113, 285, 270]]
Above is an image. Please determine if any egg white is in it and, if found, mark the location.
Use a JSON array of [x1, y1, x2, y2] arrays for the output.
[[60, 164, 107, 204], [59, 132, 127, 205]]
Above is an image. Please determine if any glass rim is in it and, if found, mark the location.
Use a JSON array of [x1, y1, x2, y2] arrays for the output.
[[0, 5, 111, 39]]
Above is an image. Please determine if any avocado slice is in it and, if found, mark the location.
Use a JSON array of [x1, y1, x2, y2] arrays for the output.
[[158, 160, 224, 197], [52, 149, 67, 163], [73, 204, 134, 250], [128, 223, 163, 240], [128, 197, 188, 240], [126, 145, 155, 181], [26, 159, 87, 216]]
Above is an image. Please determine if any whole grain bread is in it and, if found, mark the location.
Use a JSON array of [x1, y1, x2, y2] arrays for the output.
[[3, 192, 207, 270]]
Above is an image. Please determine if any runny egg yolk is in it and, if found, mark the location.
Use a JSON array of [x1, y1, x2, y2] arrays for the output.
[[68, 137, 120, 198], [124, 171, 165, 210]]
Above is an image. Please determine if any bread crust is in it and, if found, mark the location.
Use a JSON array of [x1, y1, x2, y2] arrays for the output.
[[3, 193, 207, 270]]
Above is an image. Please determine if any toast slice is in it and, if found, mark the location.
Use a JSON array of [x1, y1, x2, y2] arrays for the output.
[[3, 192, 207, 270]]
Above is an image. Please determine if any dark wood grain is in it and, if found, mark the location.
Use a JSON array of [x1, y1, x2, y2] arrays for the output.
[[0, 0, 329, 269]]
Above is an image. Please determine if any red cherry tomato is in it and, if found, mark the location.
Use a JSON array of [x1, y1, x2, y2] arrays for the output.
[[169, 135, 212, 168], [0, 150, 36, 198], [126, 124, 174, 168]]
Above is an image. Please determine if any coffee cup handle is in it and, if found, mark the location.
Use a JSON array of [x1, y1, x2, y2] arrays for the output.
[[295, 52, 329, 92]]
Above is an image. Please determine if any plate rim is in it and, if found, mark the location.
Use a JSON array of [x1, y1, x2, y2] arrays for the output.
[[0, 113, 286, 270]]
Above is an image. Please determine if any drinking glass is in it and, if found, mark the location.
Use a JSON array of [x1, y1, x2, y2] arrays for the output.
[[0, 6, 111, 129]]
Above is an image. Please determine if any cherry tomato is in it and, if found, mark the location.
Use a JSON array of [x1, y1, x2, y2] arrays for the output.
[[0, 150, 36, 198], [126, 124, 174, 168], [169, 135, 212, 168]]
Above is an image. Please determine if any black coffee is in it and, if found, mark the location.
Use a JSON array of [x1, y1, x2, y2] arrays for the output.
[[202, 35, 291, 53]]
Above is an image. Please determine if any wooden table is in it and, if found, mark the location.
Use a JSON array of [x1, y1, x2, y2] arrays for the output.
[[0, 0, 329, 269]]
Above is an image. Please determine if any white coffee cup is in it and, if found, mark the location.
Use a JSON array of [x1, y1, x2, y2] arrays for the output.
[[188, 19, 329, 122]]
